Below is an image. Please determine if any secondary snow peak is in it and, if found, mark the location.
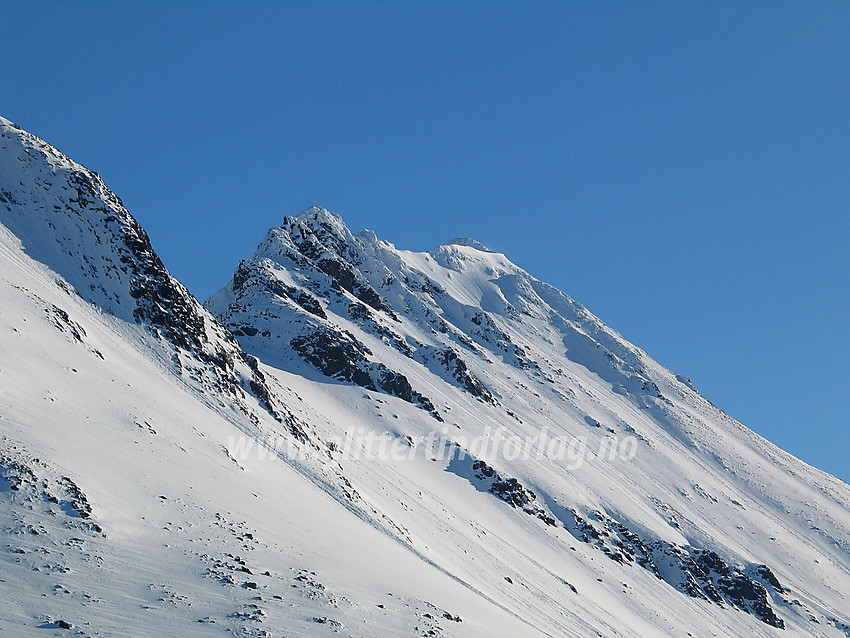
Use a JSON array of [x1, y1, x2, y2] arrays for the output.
[[442, 237, 492, 252]]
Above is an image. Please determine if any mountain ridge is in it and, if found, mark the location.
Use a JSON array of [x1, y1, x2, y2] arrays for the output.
[[1, 116, 848, 637], [207, 204, 850, 632], [0, 115, 301, 431]]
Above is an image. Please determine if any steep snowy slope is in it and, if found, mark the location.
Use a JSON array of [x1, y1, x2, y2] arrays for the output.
[[0, 244, 557, 636], [2, 115, 849, 637], [0, 117, 550, 637], [209, 206, 850, 636], [0, 116, 296, 430]]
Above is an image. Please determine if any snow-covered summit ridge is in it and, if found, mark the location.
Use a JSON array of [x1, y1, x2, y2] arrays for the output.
[[215, 205, 648, 384], [441, 237, 492, 252]]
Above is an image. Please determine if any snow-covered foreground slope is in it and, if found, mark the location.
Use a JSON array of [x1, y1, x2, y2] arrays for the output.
[[0, 117, 543, 637], [1, 116, 849, 636]]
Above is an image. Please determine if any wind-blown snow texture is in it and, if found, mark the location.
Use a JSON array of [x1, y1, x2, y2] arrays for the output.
[[1, 116, 849, 637]]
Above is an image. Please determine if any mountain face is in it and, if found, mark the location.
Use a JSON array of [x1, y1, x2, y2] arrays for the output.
[[1, 119, 849, 637], [0, 116, 298, 432]]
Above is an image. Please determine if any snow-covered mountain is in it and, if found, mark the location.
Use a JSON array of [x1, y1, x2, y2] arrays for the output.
[[1, 117, 848, 637]]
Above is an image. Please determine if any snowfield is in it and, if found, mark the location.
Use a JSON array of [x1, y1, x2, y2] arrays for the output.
[[1, 115, 848, 637]]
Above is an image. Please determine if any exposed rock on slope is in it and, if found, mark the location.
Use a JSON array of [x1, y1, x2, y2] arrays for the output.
[[0, 116, 298, 433]]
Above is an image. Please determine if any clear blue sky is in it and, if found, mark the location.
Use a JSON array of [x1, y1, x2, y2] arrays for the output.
[[2, 2, 848, 482]]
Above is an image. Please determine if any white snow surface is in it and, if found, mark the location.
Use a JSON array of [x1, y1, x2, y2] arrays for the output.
[[1, 116, 849, 637]]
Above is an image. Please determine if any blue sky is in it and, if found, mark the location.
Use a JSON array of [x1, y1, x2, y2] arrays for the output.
[[2, 2, 848, 482]]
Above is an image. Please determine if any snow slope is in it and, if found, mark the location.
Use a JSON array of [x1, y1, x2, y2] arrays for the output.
[[208, 207, 850, 636], [1, 116, 849, 637]]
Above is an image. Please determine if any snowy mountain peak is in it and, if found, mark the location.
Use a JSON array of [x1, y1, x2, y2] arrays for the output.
[[254, 206, 361, 264], [287, 205, 351, 243], [208, 206, 850, 635], [0, 117, 158, 321], [441, 237, 492, 252], [0, 116, 25, 136], [299, 204, 345, 224]]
